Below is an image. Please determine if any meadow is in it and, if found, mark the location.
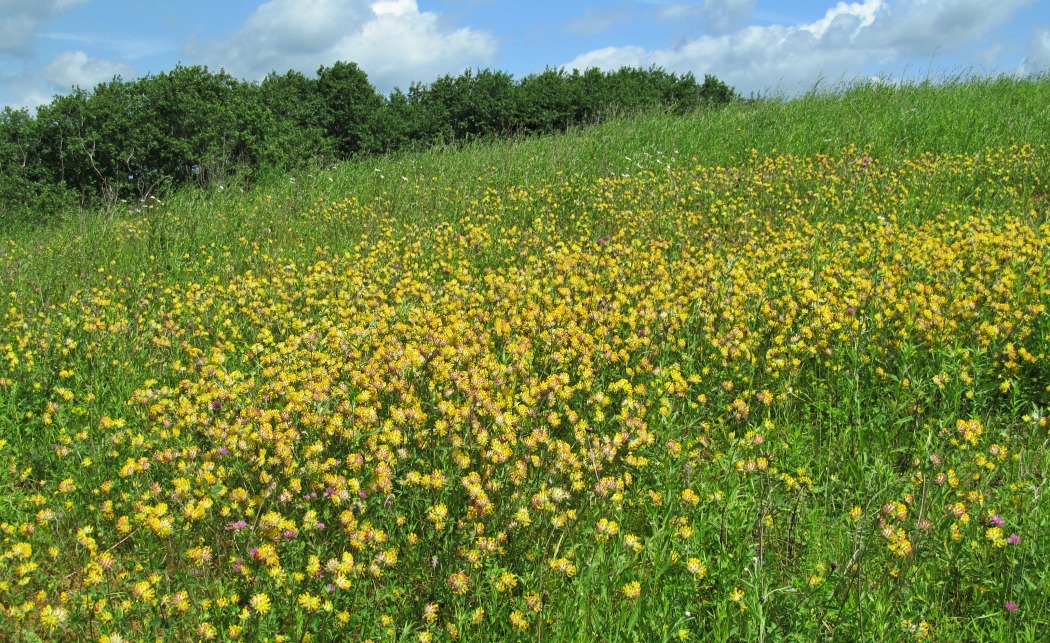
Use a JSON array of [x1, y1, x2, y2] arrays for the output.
[[1, 75, 1049, 641]]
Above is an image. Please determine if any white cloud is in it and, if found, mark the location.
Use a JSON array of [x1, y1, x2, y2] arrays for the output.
[[0, 0, 89, 54], [801, 0, 882, 40], [371, 0, 414, 16], [0, 14, 35, 54], [860, 0, 1028, 55], [656, 0, 757, 35], [0, 0, 94, 107], [187, 0, 498, 92], [1020, 27, 1050, 75], [566, 0, 1033, 95], [43, 50, 133, 90]]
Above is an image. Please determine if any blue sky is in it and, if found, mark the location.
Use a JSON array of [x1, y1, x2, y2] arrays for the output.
[[2, 0, 1049, 109]]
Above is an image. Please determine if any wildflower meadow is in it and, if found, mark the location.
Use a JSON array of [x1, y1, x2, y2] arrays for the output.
[[1, 76, 1049, 641]]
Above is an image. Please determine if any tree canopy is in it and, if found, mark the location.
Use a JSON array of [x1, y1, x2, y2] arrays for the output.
[[0, 63, 737, 228]]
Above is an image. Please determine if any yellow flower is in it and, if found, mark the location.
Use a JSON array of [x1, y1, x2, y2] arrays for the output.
[[595, 518, 620, 541], [685, 558, 707, 580], [495, 571, 518, 592], [621, 581, 641, 601], [547, 557, 576, 577], [131, 581, 154, 603], [729, 587, 747, 611], [422, 602, 439, 623], [509, 610, 529, 631], [39, 604, 67, 628], [298, 592, 321, 612], [447, 571, 470, 595], [249, 593, 271, 615]]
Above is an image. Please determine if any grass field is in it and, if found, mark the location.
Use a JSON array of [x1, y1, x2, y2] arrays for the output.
[[1, 75, 1049, 641]]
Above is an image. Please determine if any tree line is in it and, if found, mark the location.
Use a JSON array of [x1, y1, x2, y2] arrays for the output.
[[0, 63, 737, 227]]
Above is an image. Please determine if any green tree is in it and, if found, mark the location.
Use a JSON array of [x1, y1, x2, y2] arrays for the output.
[[0, 106, 76, 227], [317, 61, 384, 157], [258, 70, 331, 168], [33, 89, 98, 201], [135, 65, 248, 189], [517, 68, 575, 134], [699, 74, 738, 105]]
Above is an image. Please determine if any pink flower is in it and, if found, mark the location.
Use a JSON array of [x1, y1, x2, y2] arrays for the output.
[[1008, 533, 1021, 545], [1005, 600, 1018, 613], [990, 515, 1005, 527]]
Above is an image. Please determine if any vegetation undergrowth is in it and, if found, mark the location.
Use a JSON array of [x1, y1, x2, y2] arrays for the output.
[[0, 74, 1048, 641]]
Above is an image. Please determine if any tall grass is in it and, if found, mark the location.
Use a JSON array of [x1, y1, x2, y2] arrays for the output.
[[7, 73, 1048, 291], [0, 74, 1048, 641]]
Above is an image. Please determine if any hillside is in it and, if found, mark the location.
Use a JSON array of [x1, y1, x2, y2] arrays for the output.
[[0, 75, 1048, 641]]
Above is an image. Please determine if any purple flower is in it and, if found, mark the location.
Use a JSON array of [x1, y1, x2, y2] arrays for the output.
[[1008, 533, 1021, 545], [215, 446, 229, 456], [1005, 600, 1018, 613], [990, 515, 1005, 527], [225, 520, 248, 531], [282, 529, 298, 541]]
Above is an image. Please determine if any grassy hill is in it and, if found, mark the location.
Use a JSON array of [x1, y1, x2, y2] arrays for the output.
[[1, 74, 1048, 641]]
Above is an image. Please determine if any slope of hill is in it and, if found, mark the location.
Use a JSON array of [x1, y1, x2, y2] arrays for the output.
[[0, 74, 1048, 641]]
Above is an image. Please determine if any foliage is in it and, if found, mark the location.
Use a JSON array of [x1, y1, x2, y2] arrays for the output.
[[0, 63, 737, 228], [0, 107, 78, 227], [0, 77, 1048, 641]]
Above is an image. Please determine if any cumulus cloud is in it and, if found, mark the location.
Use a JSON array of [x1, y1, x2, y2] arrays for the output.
[[566, 0, 1033, 95], [0, 0, 96, 107], [0, 0, 89, 54], [655, 0, 756, 35], [43, 50, 133, 90], [1020, 27, 1050, 75], [187, 0, 498, 92], [861, 0, 1027, 55]]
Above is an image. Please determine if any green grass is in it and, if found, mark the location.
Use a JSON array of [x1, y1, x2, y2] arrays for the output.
[[8, 73, 1049, 288], [0, 74, 1048, 642]]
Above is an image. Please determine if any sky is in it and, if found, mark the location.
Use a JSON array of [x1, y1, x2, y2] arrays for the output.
[[1, 0, 1049, 110]]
